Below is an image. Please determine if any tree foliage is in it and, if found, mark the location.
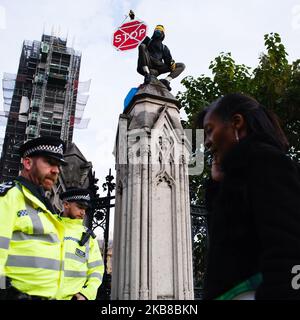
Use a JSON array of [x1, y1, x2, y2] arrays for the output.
[[178, 32, 300, 203]]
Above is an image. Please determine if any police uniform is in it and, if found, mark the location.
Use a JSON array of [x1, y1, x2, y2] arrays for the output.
[[0, 137, 67, 300], [56, 188, 104, 300]]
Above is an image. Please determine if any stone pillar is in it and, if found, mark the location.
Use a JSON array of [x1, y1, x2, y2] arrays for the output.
[[112, 82, 194, 300]]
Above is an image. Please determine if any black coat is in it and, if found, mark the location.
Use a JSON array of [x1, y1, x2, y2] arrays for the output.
[[142, 36, 173, 66], [203, 134, 300, 300]]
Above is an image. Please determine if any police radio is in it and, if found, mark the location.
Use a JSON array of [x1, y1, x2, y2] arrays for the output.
[[79, 229, 96, 246]]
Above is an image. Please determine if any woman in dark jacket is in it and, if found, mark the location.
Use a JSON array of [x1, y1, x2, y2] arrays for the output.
[[200, 93, 300, 300]]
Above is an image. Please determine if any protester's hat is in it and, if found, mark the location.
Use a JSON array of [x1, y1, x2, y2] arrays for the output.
[[19, 136, 67, 165], [60, 187, 91, 208], [155, 25, 165, 33]]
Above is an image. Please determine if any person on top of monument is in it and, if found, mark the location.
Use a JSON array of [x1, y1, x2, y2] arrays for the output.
[[137, 24, 185, 91]]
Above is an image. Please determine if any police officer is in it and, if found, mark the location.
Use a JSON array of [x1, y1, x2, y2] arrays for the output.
[[56, 188, 104, 300], [137, 24, 185, 91], [0, 136, 67, 300]]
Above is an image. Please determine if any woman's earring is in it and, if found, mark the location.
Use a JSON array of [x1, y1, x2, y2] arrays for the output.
[[235, 130, 239, 142]]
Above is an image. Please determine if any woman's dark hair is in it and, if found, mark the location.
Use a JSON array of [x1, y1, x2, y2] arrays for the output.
[[198, 93, 289, 152]]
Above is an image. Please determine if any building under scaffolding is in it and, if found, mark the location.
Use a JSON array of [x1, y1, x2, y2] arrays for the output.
[[0, 34, 90, 182]]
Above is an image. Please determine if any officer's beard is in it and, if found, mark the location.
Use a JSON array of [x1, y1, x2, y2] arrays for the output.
[[28, 159, 58, 191]]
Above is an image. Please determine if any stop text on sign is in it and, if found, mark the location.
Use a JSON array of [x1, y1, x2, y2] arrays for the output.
[[113, 20, 147, 51], [114, 28, 146, 44]]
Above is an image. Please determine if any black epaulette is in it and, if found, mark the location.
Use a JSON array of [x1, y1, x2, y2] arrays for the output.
[[0, 181, 15, 196]]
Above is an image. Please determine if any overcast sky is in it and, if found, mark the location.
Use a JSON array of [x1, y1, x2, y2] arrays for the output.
[[1, 0, 300, 236]]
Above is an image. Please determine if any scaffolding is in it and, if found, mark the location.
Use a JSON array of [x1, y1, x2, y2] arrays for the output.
[[0, 34, 89, 182], [74, 79, 91, 130]]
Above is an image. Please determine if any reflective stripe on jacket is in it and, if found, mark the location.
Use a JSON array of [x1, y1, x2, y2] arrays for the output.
[[0, 183, 65, 298], [56, 217, 104, 300]]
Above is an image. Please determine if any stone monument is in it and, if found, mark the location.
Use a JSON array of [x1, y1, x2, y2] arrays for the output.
[[112, 80, 194, 300]]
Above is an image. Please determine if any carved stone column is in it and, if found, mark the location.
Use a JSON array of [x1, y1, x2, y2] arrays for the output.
[[112, 82, 194, 300]]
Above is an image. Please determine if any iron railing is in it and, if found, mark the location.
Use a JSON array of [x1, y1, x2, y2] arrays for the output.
[[190, 204, 209, 300], [88, 169, 115, 300]]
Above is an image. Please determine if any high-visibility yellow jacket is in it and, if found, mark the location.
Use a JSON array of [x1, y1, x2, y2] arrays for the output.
[[0, 180, 65, 298], [56, 217, 104, 300]]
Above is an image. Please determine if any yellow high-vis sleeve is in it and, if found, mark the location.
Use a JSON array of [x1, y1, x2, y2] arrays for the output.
[[0, 187, 17, 271], [79, 237, 104, 300]]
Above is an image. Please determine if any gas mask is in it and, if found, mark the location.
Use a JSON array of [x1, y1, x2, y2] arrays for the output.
[[152, 30, 164, 40]]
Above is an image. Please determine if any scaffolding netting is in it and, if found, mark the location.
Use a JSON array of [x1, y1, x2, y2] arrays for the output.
[[73, 79, 91, 129], [2, 73, 16, 114]]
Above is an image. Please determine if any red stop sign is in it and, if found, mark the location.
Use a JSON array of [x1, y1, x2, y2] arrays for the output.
[[113, 20, 147, 51]]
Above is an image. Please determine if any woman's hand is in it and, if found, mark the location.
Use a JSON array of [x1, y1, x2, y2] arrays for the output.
[[73, 293, 87, 300]]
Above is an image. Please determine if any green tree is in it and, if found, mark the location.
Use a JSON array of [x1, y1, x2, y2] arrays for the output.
[[178, 32, 300, 202]]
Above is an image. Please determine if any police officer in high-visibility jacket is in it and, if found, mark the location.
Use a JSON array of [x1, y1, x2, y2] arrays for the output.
[[0, 136, 67, 300], [56, 188, 104, 300]]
